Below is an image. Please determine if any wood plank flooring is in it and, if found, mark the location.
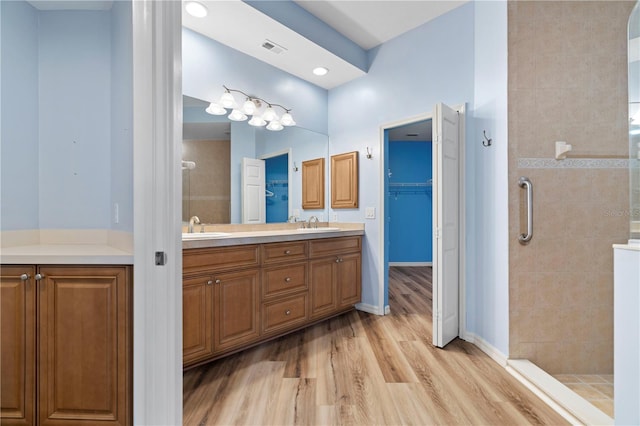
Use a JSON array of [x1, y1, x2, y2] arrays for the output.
[[183, 266, 568, 425]]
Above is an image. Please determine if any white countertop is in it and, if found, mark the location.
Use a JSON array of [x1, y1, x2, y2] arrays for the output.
[[182, 227, 364, 249], [0, 244, 134, 265]]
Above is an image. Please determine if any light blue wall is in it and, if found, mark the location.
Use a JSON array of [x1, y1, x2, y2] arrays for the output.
[[182, 28, 328, 135], [38, 10, 112, 229], [469, 0, 509, 356], [328, 3, 476, 311], [110, 1, 133, 232], [388, 141, 432, 263], [1, 1, 40, 230]]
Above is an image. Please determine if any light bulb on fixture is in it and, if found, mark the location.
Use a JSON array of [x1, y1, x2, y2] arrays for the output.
[[228, 109, 248, 121], [262, 106, 278, 122], [280, 112, 296, 126], [205, 102, 227, 116], [242, 99, 256, 115], [219, 91, 236, 109], [185, 1, 208, 18], [266, 120, 284, 131], [248, 116, 267, 127]]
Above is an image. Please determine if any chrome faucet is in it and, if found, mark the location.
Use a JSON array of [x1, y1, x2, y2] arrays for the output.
[[308, 216, 319, 229], [188, 215, 200, 233]]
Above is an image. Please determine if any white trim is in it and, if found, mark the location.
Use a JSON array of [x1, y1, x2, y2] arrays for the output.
[[132, 1, 182, 424], [456, 104, 467, 340], [355, 302, 385, 316], [389, 262, 432, 267], [506, 359, 612, 426], [462, 331, 507, 367], [378, 112, 433, 318]]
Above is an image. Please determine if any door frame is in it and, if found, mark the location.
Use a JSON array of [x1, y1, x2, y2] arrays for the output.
[[378, 104, 466, 340], [259, 148, 293, 220]]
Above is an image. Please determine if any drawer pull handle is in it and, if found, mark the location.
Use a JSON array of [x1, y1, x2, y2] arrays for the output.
[[336, 257, 343, 263], [285, 310, 291, 316], [215, 279, 221, 284], [20, 273, 30, 281], [285, 277, 291, 282], [206, 280, 213, 286], [284, 250, 291, 255]]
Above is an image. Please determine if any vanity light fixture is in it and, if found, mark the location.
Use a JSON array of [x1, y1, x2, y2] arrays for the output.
[[313, 67, 329, 76], [184, 1, 208, 18], [205, 85, 296, 131]]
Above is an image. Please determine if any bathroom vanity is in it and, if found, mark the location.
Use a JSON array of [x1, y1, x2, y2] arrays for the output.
[[182, 225, 363, 369]]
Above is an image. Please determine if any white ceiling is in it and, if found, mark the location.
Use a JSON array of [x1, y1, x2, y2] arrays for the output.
[[388, 119, 432, 142], [294, 1, 468, 50], [183, 0, 468, 89]]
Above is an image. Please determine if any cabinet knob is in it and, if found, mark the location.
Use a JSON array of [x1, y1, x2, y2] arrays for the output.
[[285, 277, 291, 282], [215, 279, 221, 284], [335, 257, 340, 263], [285, 310, 291, 316], [20, 273, 30, 281], [35, 273, 45, 280], [206, 280, 213, 285], [284, 250, 291, 255]]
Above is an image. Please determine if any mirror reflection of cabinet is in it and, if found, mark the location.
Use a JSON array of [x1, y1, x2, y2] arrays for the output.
[[331, 151, 359, 209], [302, 158, 325, 210]]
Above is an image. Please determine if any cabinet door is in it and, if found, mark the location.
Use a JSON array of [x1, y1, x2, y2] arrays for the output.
[[183, 275, 214, 365], [309, 258, 337, 319], [337, 253, 362, 308], [38, 266, 131, 426], [214, 269, 260, 352], [302, 157, 325, 209], [1, 265, 36, 426], [331, 151, 358, 208]]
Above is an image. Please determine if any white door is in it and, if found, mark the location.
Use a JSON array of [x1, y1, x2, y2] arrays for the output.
[[432, 103, 460, 348], [241, 157, 265, 224]]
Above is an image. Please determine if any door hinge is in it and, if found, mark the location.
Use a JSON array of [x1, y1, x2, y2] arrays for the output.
[[435, 228, 441, 239]]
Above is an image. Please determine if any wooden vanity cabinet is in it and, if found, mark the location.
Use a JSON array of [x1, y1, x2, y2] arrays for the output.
[[309, 237, 362, 318], [1, 266, 36, 426], [0, 265, 132, 426], [183, 236, 361, 369]]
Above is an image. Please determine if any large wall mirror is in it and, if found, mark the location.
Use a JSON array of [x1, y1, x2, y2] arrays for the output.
[[183, 95, 329, 224]]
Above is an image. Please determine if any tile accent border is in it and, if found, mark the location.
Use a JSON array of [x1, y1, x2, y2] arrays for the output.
[[518, 158, 632, 169]]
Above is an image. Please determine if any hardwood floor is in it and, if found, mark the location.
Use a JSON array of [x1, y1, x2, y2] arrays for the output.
[[184, 266, 568, 425]]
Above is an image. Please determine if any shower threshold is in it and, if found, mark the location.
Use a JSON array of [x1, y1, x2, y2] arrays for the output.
[[506, 359, 614, 425]]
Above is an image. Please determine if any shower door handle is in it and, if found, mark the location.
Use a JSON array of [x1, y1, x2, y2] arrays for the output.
[[518, 177, 533, 244]]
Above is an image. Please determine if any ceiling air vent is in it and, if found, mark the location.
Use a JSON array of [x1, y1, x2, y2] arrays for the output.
[[406, 133, 419, 137], [261, 39, 287, 55]]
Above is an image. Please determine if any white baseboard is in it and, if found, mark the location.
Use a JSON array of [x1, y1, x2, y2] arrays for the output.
[[461, 331, 508, 367], [355, 302, 386, 316], [384, 305, 391, 315], [389, 262, 432, 267]]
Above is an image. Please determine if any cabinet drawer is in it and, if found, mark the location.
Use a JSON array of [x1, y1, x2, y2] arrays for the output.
[[261, 241, 308, 264], [262, 263, 307, 299], [183, 245, 260, 274], [262, 294, 308, 334], [309, 236, 361, 258]]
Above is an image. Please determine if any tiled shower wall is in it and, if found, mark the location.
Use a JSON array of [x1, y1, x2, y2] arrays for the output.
[[508, 1, 634, 374], [182, 139, 231, 224]]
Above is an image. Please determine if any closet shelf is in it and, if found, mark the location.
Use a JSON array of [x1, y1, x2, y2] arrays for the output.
[[388, 180, 432, 188]]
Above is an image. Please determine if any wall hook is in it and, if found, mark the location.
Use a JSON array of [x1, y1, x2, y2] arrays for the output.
[[365, 147, 372, 159], [293, 162, 299, 172], [482, 130, 492, 147]]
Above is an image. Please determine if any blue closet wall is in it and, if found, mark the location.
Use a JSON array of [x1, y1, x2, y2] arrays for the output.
[[388, 141, 432, 263], [265, 154, 288, 223]]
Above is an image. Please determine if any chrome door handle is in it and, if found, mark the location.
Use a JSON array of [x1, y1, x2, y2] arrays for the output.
[[518, 177, 533, 244]]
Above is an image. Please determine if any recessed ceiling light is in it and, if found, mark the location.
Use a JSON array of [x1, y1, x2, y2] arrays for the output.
[[313, 67, 329, 76], [185, 1, 208, 18]]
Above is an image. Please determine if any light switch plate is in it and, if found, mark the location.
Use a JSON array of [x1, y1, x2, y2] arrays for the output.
[[365, 207, 375, 219]]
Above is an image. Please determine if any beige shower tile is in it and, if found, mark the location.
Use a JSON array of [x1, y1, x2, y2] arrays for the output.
[[576, 374, 608, 385], [535, 342, 566, 374], [554, 374, 581, 385], [567, 383, 607, 400], [534, 237, 567, 273]]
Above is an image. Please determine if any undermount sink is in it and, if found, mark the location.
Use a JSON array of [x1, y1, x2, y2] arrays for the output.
[[296, 227, 341, 232], [182, 232, 232, 240]]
